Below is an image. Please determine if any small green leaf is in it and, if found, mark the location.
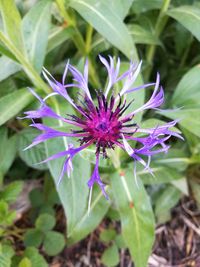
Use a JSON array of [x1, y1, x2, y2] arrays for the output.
[[168, 6, 200, 42], [24, 229, 43, 248], [0, 244, 14, 267], [0, 181, 23, 203], [0, 89, 33, 126], [35, 214, 56, 232], [0, 200, 16, 226], [29, 189, 44, 208], [24, 247, 48, 267], [115, 234, 126, 249], [18, 257, 32, 267], [101, 244, 119, 267], [100, 229, 117, 243], [43, 231, 65, 256]]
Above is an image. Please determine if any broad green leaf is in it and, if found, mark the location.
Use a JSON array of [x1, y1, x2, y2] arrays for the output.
[[22, 0, 52, 72], [47, 26, 75, 53], [167, 6, 200, 42], [132, 0, 162, 14], [0, 0, 25, 51], [137, 165, 185, 185], [101, 244, 120, 267], [0, 56, 21, 82], [0, 88, 33, 126], [172, 65, 200, 107], [18, 128, 48, 170], [171, 178, 189, 196], [0, 130, 17, 176], [24, 247, 47, 267], [44, 101, 91, 237], [155, 185, 182, 224], [110, 171, 155, 267], [67, 186, 110, 245], [109, 0, 133, 19], [43, 231, 65, 256], [159, 109, 200, 137], [69, 0, 136, 59], [129, 24, 161, 45], [35, 214, 56, 232]]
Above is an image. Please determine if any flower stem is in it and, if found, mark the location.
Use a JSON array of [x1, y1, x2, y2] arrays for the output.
[[144, 0, 171, 80]]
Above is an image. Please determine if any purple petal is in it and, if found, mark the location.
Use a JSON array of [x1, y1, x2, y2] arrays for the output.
[[87, 153, 108, 199]]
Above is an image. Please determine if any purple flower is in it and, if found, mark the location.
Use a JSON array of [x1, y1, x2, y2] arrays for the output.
[[23, 56, 182, 199]]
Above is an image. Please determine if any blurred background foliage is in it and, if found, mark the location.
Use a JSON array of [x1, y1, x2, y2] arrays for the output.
[[0, 0, 200, 266]]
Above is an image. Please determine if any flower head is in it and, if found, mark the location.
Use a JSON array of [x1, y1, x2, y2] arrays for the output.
[[23, 56, 182, 198]]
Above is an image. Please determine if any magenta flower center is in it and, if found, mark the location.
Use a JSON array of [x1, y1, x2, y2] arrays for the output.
[[71, 94, 133, 157]]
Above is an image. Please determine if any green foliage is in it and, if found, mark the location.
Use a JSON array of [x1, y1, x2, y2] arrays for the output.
[[101, 244, 120, 267], [43, 231, 65, 256], [35, 213, 56, 232], [0, 0, 200, 265]]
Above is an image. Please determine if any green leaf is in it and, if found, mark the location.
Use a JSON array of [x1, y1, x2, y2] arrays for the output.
[[132, 0, 162, 14], [159, 109, 200, 137], [190, 178, 200, 209], [24, 229, 44, 248], [47, 26, 75, 53], [155, 185, 182, 224], [24, 247, 47, 267], [172, 65, 200, 107], [0, 88, 33, 126], [128, 24, 161, 45], [29, 188, 44, 208], [35, 213, 56, 232], [138, 165, 185, 185], [0, 129, 17, 176], [0, 200, 16, 226], [0, 0, 25, 51], [67, 186, 110, 245], [168, 6, 200, 42], [110, 171, 155, 267], [0, 244, 14, 267], [43, 231, 65, 256], [0, 56, 21, 82], [109, 0, 133, 19], [101, 244, 119, 267], [18, 128, 48, 170], [100, 229, 117, 243], [115, 234, 126, 249], [18, 257, 32, 267], [44, 100, 92, 238], [22, 0, 52, 72], [0, 181, 23, 203], [69, 0, 136, 59]]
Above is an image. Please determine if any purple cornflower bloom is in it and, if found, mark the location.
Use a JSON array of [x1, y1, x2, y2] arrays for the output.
[[22, 56, 182, 199]]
